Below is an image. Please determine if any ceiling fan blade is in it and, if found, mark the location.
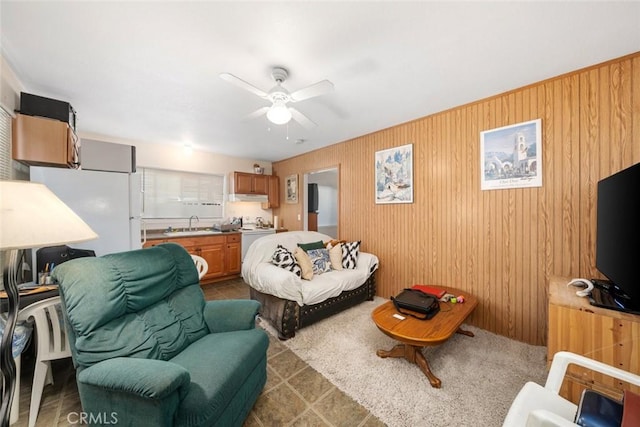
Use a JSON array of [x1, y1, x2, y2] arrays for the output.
[[290, 80, 334, 102], [220, 73, 269, 99], [242, 106, 270, 121], [289, 107, 317, 129]]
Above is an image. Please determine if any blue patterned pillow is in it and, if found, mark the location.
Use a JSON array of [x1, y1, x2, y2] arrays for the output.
[[306, 248, 332, 275], [271, 245, 302, 278], [342, 241, 361, 269], [0, 318, 33, 358]]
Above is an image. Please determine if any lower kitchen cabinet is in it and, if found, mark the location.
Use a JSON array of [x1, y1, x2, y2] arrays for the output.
[[226, 234, 241, 274], [199, 240, 225, 280], [143, 233, 241, 284]]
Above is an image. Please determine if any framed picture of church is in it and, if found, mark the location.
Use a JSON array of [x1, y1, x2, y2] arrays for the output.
[[480, 119, 542, 190]]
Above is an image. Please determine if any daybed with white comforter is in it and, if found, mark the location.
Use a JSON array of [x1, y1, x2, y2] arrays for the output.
[[242, 231, 379, 339]]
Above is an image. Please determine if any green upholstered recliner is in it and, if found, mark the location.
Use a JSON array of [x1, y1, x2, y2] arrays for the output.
[[51, 243, 268, 427]]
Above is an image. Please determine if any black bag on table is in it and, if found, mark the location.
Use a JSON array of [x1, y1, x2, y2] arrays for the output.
[[391, 288, 441, 320], [36, 245, 96, 273]]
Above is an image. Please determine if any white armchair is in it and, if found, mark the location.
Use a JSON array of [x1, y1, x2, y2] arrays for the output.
[[503, 351, 640, 427], [191, 254, 208, 280]]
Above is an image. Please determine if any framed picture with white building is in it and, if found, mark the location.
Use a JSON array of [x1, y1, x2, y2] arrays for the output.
[[480, 119, 542, 190]]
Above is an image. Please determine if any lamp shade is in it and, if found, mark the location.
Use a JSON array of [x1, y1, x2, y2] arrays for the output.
[[266, 103, 292, 125], [0, 180, 98, 250]]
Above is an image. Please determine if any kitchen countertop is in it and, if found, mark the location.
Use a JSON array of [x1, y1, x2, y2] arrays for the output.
[[240, 227, 277, 232], [143, 226, 286, 241], [144, 230, 242, 241]]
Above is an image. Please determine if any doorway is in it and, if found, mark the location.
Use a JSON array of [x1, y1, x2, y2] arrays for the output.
[[303, 167, 339, 238]]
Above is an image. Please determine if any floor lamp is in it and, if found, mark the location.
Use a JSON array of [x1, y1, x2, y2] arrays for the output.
[[0, 181, 97, 427]]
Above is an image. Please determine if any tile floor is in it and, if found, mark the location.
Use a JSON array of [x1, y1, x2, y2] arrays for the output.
[[12, 278, 385, 427]]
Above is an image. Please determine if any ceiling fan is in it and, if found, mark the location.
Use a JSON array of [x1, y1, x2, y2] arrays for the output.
[[220, 67, 333, 128]]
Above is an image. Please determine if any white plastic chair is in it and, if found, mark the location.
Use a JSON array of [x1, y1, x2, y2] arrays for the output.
[[191, 254, 208, 280], [11, 296, 71, 427], [503, 351, 640, 427]]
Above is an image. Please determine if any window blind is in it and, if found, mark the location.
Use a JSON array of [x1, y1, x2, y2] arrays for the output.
[[142, 168, 225, 219], [0, 107, 11, 180], [0, 107, 10, 288]]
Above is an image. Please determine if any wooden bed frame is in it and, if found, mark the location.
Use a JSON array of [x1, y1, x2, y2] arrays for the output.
[[250, 272, 377, 340]]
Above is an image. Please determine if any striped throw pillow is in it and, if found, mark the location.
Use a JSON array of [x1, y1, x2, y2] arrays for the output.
[[342, 241, 361, 269], [271, 245, 302, 278]]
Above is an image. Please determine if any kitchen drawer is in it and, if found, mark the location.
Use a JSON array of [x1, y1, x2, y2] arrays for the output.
[[199, 235, 226, 245], [145, 235, 227, 249], [226, 234, 241, 243], [163, 237, 201, 248], [143, 239, 168, 248], [178, 235, 227, 246]]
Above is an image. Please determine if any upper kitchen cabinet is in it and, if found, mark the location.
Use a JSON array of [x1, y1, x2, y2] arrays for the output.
[[12, 113, 79, 168], [232, 171, 269, 195], [261, 175, 280, 209]]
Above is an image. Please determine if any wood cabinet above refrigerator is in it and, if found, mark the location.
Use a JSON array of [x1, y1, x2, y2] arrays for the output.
[[12, 113, 78, 168]]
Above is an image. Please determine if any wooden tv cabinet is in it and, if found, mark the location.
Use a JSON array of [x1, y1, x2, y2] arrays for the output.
[[547, 276, 640, 403]]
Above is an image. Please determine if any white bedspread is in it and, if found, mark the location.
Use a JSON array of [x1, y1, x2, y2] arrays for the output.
[[242, 231, 379, 306]]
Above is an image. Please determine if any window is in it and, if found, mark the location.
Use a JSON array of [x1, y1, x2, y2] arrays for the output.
[[0, 107, 11, 287], [141, 168, 225, 219], [0, 107, 11, 179]]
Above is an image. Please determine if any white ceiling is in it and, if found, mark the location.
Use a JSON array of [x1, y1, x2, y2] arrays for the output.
[[2, 1, 639, 162]]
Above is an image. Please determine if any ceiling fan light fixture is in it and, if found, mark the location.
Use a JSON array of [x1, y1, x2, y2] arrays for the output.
[[266, 103, 292, 125], [221, 67, 331, 128]]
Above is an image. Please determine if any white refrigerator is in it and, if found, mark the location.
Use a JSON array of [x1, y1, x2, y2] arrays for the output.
[[30, 167, 142, 257]]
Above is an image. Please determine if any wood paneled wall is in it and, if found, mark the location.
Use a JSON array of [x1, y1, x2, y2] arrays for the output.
[[273, 52, 640, 346]]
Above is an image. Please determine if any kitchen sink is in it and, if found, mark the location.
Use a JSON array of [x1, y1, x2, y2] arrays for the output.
[[163, 230, 222, 237]]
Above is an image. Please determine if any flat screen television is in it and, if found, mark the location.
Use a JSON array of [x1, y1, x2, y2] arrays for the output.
[[591, 162, 640, 314]]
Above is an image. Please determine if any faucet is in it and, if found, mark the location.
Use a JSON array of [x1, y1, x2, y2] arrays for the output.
[[188, 215, 199, 231]]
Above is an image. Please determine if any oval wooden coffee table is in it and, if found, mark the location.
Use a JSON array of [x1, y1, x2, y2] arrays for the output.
[[371, 288, 478, 388]]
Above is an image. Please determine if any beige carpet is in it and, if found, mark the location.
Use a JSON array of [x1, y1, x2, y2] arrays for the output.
[[259, 296, 547, 427]]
